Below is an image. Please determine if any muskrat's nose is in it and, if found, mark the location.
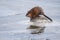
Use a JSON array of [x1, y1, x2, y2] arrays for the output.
[[26, 13, 31, 17]]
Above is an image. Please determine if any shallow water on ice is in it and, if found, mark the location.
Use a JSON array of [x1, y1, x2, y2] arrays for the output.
[[0, 0, 60, 40]]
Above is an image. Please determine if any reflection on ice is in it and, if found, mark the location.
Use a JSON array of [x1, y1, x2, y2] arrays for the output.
[[27, 25, 45, 34]]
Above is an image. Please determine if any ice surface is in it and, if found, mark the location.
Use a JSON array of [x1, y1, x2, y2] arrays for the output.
[[0, 0, 60, 40]]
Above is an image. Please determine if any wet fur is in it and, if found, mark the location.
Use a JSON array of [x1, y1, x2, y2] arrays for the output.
[[26, 7, 44, 18], [26, 6, 52, 21]]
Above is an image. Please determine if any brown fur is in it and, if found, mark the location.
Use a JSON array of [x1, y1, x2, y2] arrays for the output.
[[26, 7, 44, 18], [26, 6, 52, 21]]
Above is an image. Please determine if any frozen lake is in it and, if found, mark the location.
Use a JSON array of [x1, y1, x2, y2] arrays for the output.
[[0, 0, 60, 40]]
